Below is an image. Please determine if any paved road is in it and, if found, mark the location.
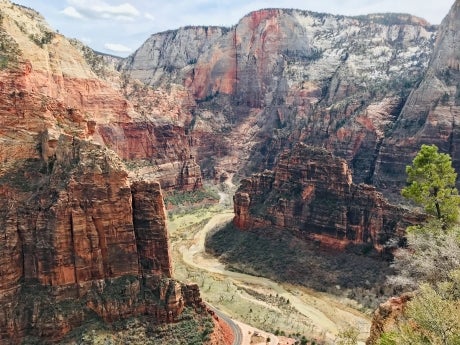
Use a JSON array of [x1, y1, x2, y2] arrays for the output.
[[206, 303, 243, 345]]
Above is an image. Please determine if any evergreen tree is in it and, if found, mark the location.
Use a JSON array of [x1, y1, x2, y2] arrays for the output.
[[402, 144, 460, 225]]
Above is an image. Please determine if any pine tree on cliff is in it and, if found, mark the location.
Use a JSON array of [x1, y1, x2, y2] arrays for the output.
[[402, 144, 460, 226]]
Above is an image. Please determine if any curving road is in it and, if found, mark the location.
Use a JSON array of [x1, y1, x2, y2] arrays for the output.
[[206, 303, 243, 345], [181, 212, 338, 335], [180, 211, 371, 343]]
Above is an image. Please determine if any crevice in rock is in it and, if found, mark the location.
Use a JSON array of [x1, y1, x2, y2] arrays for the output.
[[69, 211, 78, 287], [365, 138, 384, 185], [92, 216, 109, 278]]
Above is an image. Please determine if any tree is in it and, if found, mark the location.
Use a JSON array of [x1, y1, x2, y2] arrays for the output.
[[336, 326, 359, 345], [389, 220, 460, 288], [401, 144, 460, 225]]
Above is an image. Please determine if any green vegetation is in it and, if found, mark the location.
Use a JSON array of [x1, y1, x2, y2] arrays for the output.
[[0, 158, 49, 192], [206, 222, 392, 310], [379, 146, 460, 344], [380, 267, 460, 344], [77, 308, 214, 345], [168, 206, 335, 344], [69, 38, 112, 78], [165, 186, 220, 209], [29, 30, 54, 47], [0, 29, 21, 70], [402, 144, 460, 225], [336, 326, 360, 345]]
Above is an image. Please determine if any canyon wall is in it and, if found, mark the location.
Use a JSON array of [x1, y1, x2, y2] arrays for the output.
[[0, 2, 204, 343], [375, 0, 460, 195], [233, 143, 423, 251], [120, 9, 442, 189], [0, 1, 202, 192], [0, 135, 204, 343]]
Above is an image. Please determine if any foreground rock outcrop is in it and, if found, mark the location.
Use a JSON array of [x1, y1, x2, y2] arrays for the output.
[[0, 136, 204, 343], [366, 294, 413, 344], [233, 143, 423, 251]]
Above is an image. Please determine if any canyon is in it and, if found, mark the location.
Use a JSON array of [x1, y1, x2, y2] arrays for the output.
[[121, 0, 459, 200], [0, 0, 458, 343]]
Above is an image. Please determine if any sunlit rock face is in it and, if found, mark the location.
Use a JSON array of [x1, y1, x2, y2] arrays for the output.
[[374, 0, 460, 195], [0, 1, 204, 342], [120, 8, 440, 191]]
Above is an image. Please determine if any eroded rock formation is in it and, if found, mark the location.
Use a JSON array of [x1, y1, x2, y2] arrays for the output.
[[0, 2, 204, 342], [0, 136, 204, 343], [366, 294, 413, 345], [0, 1, 202, 192], [120, 8, 439, 188], [233, 143, 423, 251]]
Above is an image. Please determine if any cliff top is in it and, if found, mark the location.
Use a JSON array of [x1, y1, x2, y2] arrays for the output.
[[0, 0, 95, 78]]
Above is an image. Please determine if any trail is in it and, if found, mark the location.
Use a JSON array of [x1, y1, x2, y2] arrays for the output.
[[179, 211, 371, 343]]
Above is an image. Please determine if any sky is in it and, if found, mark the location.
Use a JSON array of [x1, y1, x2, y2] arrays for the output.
[[11, 0, 455, 57]]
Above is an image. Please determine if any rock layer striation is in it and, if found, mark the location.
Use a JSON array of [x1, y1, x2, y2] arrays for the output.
[[120, 8, 440, 189], [233, 143, 423, 251], [0, 136, 204, 343], [0, 2, 204, 343]]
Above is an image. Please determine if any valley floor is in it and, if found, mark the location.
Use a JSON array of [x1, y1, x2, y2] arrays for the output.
[[168, 203, 371, 344]]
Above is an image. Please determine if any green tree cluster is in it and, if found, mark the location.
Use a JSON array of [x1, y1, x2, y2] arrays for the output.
[[401, 144, 460, 225], [379, 269, 460, 345]]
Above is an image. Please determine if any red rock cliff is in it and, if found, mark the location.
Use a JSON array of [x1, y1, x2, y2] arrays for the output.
[[0, 2, 204, 342], [234, 143, 423, 251], [0, 136, 204, 343], [120, 8, 437, 187], [0, 1, 202, 192]]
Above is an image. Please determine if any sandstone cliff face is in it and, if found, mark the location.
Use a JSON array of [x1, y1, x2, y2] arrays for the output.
[[233, 143, 423, 251], [0, 2, 204, 342], [0, 1, 202, 192], [0, 136, 204, 343], [375, 0, 460, 196], [120, 9, 436, 186]]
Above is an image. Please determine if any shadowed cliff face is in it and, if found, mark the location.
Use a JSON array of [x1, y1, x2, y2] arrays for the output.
[[120, 9, 439, 187], [233, 143, 424, 252], [375, 0, 460, 196]]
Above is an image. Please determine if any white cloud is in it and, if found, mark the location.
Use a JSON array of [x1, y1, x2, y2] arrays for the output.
[[144, 12, 155, 21], [104, 43, 132, 53], [66, 0, 140, 21], [61, 6, 84, 19]]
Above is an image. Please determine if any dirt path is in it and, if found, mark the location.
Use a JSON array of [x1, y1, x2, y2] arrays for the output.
[[179, 212, 371, 343]]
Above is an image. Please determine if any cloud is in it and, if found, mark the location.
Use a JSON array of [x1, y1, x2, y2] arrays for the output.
[[61, 6, 84, 19], [144, 12, 155, 21], [66, 0, 140, 21], [104, 43, 132, 53]]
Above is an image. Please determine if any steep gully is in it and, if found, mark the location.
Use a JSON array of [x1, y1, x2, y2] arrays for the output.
[[175, 208, 371, 344]]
